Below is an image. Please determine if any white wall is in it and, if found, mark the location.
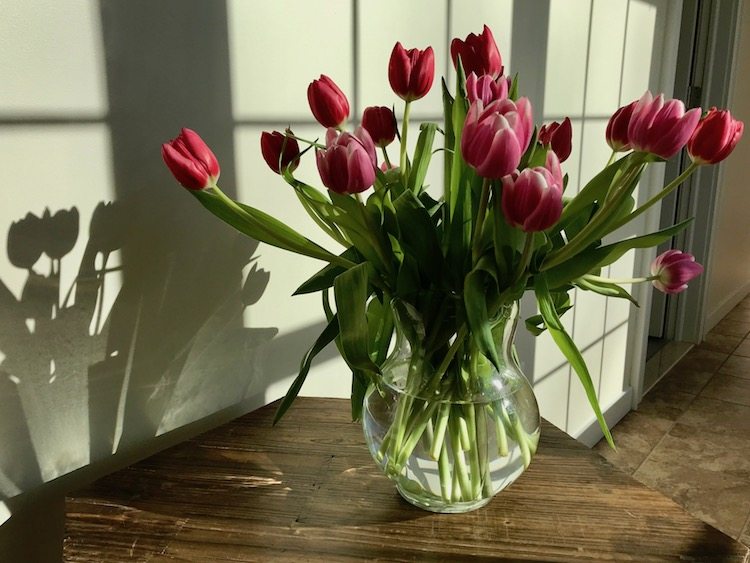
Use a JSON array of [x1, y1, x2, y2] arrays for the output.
[[705, 0, 750, 329], [0, 0, 682, 514]]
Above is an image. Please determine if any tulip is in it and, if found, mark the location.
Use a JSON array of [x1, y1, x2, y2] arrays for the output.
[[316, 127, 377, 194], [628, 91, 701, 159], [606, 101, 638, 152], [162, 128, 220, 190], [465, 72, 508, 105], [388, 43, 435, 102], [461, 97, 533, 178], [361, 106, 397, 147], [501, 151, 564, 232], [650, 250, 703, 294], [260, 130, 301, 174], [450, 25, 503, 78], [307, 75, 350, 128], [687, 107, 744, 165], [538, 117, 573, 162]]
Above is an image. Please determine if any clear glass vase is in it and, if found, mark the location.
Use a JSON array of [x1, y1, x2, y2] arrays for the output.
[[362, 301, 540, 513]]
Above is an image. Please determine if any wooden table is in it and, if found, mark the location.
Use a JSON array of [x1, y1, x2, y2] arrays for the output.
[[64, 398, 749, 562]]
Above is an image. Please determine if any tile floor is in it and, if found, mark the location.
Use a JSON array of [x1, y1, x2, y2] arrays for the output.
[[594, 294, 750, 546]]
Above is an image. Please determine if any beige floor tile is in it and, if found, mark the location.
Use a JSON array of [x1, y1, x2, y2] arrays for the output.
[[671, 348, 729, 375], [593, 411, 673, 475], [740, 516, 750, 546], [734, 339, 750, 358], [726, 308, 750, 324], [634, 429, 750, 538], [719, 356, 750, 380], [710, 319, 750, 339], [651, 368, 714, 396], [677, 396, 750, 436], [701, 374, 750, 408], [699, 332, 743, 355]]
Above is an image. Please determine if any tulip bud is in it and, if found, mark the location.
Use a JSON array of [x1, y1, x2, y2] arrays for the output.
[[538, 117, 573, 162], [307, 75, 350, 128], [501, 152, 564, 232], [450, 25, 503, 79], [687, 107, 744, 165], [260, 130, 301, 174], [388, 42, 435, 102], [162, 128, 220, 190], [628, 91, 701, 159], [650, 250, 704, 294], [606, 101, 638, 152], [316, 127, 377, 194], [465, 72, 508, 105], [461, 97, 533, 179], [361, 106, 397, 148]]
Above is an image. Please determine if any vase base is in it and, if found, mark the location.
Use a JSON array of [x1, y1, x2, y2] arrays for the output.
[[396, 483, 493, 514]]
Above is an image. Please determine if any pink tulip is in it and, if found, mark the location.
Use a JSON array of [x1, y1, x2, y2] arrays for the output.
[[361, 106, 397, 148], [450, 25, 503, 79], [538, 117, 572, 162], [307, 75, 350, 128], [461, 97, 533, 179], [606, 101, 638, 152], [260, 130, 301, 174], [650, 250, 704, 294], [388, 42, 435, 102], [316, 127, 377, 194], [501, 152, 564, 232], [465, 72, 508, 105], [162, 128, 220, 190], [628, 91, 701, 159], [687, 107, 744, 165]]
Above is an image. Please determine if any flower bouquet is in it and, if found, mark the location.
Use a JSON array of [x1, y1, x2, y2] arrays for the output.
[[162, 26, 742, 512]]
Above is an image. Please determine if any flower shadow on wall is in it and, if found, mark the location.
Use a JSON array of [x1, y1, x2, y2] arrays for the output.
[[0, 199, 277, 499]]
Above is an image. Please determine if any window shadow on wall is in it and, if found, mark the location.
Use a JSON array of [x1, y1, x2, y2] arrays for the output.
[[0, 0, 338, 503]]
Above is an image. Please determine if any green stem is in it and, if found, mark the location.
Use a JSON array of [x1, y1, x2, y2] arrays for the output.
[[605, 162, 698, 234], [514, 232, 535, 283], [477, 405, 492, 497], [583, 274, 652, 285], [471, 178, 492, 264], [464, 404, 482, 498], [492, 402, 509, 456], [400, 101, 412, 178], [449, 415, 473, 499], [382, 146, 392, 168], [286, 133, 325, 149], [540, 162, 645, 271], [606, 150, 617, 167], [294, 191, 349, 247]]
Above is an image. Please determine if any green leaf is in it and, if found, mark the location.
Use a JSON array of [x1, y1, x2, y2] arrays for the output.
[[293, 247, 361, 295], [449, 58, 468, 219], [442, 78, 455, 199], [334, 262, 380, 374], [367, 297, 394, 365], [508, 72, 519, 101], [273, 314, 339, 425], [464, 258, 501, 371], [408, 123, 437, 194], [194, 190, 342, 265], [576, 277, 639, 306], [393, 190, 444, 282], [535, 275, 614, 448], [351, 370, 369, 421], [524, 289, 572, 335], [545, 217, 694, 289], [559, 155, 632, 224]]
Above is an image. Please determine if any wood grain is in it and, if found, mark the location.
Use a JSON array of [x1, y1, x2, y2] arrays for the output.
[[64, 398, 750, 562]]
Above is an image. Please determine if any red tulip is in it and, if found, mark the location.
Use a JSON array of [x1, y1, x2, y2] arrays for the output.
[[450, 25, 503, 79], [361, 106, 397, 148], [465, 72, 508, 105], [307, 75, 350, 128], [260, 130, 301, 174], [628, 91, 701, 159], [538, 117, 572, 162], [388, 42, 435, 102], [162, 128, 220, 190], [687, 107, 744, 165], [461, 97, 533, 179], [606, 101, 638, 152], [501, 151, 564, 232], [650, 250, 703, 294], [316, 127, 377, 194]]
